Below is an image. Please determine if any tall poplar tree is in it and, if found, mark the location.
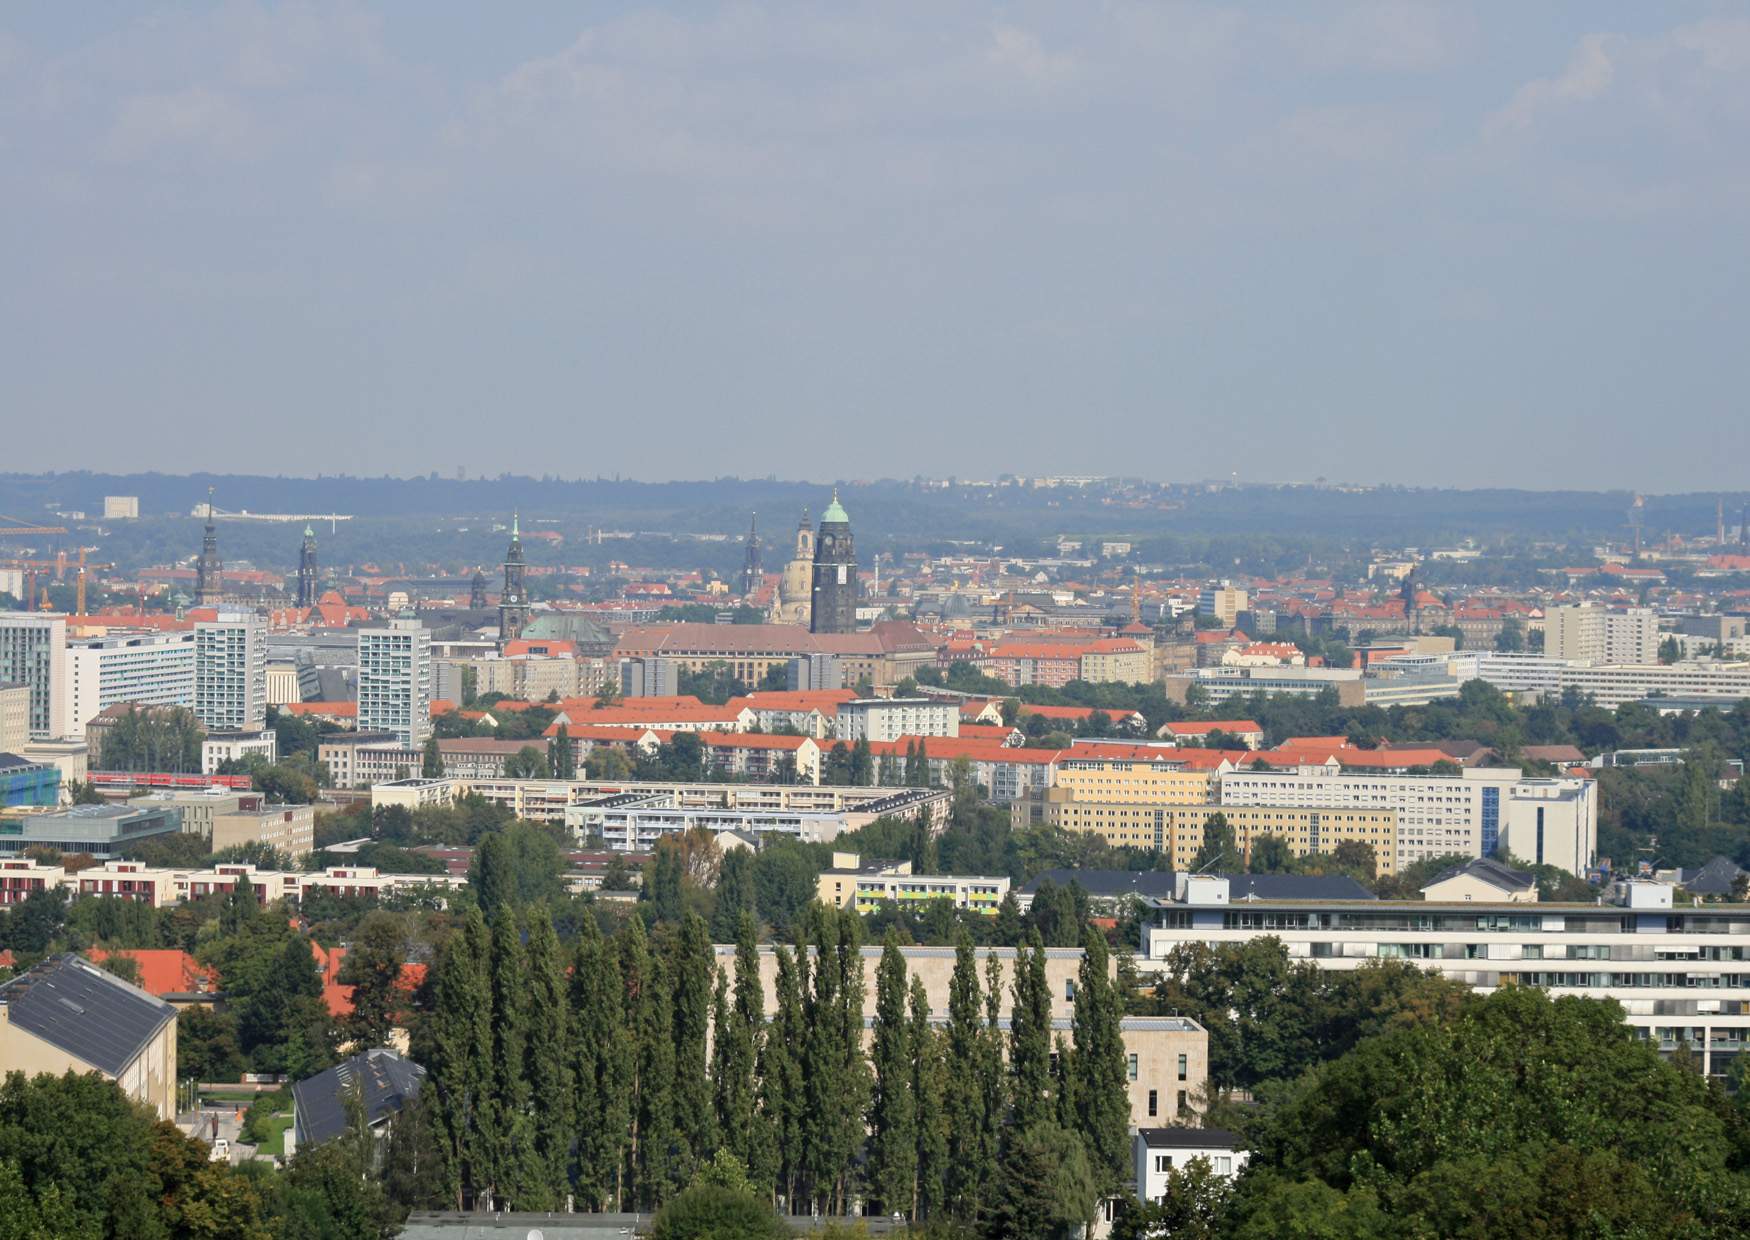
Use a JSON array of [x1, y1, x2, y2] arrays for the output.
[[909, 973, 948, 1222], [634, 949, 678, 1208], [942, 932, 988, 1220], [867, 930, 917, 1217], [764, 943, 807, 1211], [423, 906, 492, 1209], [670, 912, 717, 1185], [569, 914, 628, 1210], [1071, 928, 1131, 1188], [523, 911, 572, 1209], [485, 905, 538, 1208], [711, 915, 760, 1187], [618, 917, 656, 1209], [801, 910, 843, 1212], [1009, 934, 1053, 1131], [711, 848, 756, 942]]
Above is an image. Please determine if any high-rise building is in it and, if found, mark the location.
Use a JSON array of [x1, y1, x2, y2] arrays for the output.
[[1197, 582, 1248, 628], [357, 619, 431, 745], [64, 630, 196, 731], [499, 513, 529, 644], [1544, 605, 1660, 665], [194, 614, 266, 732], [296, 524, 318, 608], [809, 492, 857, 635], [194, 489, 223, 607], [0, 613, 68, 740]]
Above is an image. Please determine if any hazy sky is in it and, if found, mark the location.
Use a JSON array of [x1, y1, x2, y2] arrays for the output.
[[4, 3, 1747, 490]]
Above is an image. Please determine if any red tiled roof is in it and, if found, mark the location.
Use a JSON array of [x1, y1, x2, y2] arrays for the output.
[[1165, 720, 1261, 736], [310, 942, 428, 1019], [84, 949, 215, 997]]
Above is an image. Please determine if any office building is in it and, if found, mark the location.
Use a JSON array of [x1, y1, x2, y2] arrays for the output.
[[201, 729, 278, 774], [64, 629, 196, 731], [619, 655, 679, 699], [357, 619, 432, 745], [786, 653, 843, 691], [0, 613, 68, 740], [1455, 652, 1750, 710], [1215, 763, 1596, 875], [102, 496, 140, 520], [194, 614, 266, 732], [1544, 605, 1660, 665], [1197, 582, 1248, 628], [833, 696, 959, 743], [0, 683, 28, 754], [1138, 870, 1750, 1080], [0, 753, 61, 808], [0, 803, 182, 858]]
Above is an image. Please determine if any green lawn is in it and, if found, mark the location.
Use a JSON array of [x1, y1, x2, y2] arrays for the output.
[[254, 1111, 293, 1157]]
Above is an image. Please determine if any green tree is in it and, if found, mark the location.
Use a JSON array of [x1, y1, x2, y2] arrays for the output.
[[1008, 934, 1053, 1130], [570, 913, 630, 1210], [866, 930, 917, 1217], [671, 913, 718, 1186], [942, 932, 991, 1221], [501, 744, 549, 779], [711, 848, 756, 942], [483, 905, 538, 1208], [1070, 928, 1131, 1189], [420, 736, 443, 779], [763, 944, 807, 1210], [1192, 811, 1241, 872], [549, 724, 576, 780], [909, 973, 949, 1221], [337, 909, 408, 1049], [522, 911, 573, 1209], [417, 908, 493, 1208], [989, 1121, 1098, 1240]]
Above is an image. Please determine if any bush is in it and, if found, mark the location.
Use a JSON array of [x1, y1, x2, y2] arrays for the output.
[[650, 1184, 789, 1240]]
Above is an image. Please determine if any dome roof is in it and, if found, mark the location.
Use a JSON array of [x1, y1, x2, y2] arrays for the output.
[[821, 490, 850, 524]]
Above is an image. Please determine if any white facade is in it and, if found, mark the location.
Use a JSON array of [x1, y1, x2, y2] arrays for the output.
[[103, 496, 140, 520], [194, 615, 266, 732], [1460, 652, 1750, 710], [834, 697, 960, 743], [1134, 1130, 1249, 1205], [0, 613, 68, 740], [202, 730, 278, 774], [1215, 763, 1597, 875], [1139, 882, 1750, 1079], [1544, 604, 1660, 665], [357, 619, 431, 745], [1197, 583, 1248, 627], [64, 630, 196, 730]]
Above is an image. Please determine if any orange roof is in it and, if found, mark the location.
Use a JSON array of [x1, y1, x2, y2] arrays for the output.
[[1165, 720, 1261, 736], [959, 723, 1020, 741], [503, 639, 578, 657], [283, 701, 357, 718], [864, 737, 1062, 764], [310, 941, 428, 1019], [84, 949, 215, 997], [430, 699, 458, 717]]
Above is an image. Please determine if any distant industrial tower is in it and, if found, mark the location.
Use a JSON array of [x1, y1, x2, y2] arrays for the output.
[[741, 512, 762, 597], [296, 523, 318, 607], [194, 488, 223, 606], [470, 569, 488, 610], [499, 512, 529, 643], [809, 491, 858, 635]]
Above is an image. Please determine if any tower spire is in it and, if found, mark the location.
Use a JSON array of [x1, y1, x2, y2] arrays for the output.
[[195, 487, 223, 606], [500, 511, 529, 644]]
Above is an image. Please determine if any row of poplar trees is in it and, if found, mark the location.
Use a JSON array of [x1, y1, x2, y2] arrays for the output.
[[415, 897, 1132, 1226]]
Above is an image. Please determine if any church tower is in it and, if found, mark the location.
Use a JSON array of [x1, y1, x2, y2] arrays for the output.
[[470, 569, 488, 611], [296, 524, 318, 608], [194, 488, 223, 606], [741, 512, 762, 598], [809, 490, 857, 634], [499, 512, 530, 643]]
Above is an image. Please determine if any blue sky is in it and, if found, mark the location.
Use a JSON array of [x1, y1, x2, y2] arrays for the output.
[[3, 3, 1746, 489]]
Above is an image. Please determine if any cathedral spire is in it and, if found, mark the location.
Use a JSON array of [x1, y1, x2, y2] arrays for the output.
[[500, 512, 529, 644], [296, 521, 319, 608], [195, 487, 223, 606]]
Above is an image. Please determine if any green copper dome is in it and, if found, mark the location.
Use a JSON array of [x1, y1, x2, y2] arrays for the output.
[[821, 490, 850, 524]]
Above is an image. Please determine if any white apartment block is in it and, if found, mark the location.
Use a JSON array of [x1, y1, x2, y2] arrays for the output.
[[1458, 653, 1750, 710], [64, 630, 196, 731], [0, 613, 68, 740], [833, 697, 960, 743], [1544, 605, 1660, 665], [1215, 763, 1597, 875], [1139, 875, 1750, 1079], [194, 615, 266, 732], [357, 620, 431, 745], [0, 684, 29, 754]]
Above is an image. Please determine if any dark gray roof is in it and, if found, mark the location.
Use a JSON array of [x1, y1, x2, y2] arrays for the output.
[[1138, 1126, 1243, 1150], [1425, 857, 1534, 893], [0, 954, 175, 1075], [0, 753, 43, 773], [1223, 873, 1376, 901], [1022, 868, 1178, 900], [292, 1048, 426, 1148], [1679, 855, 1746, 896]]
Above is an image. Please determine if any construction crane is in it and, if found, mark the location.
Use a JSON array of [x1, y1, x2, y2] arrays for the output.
[[0, 515, 68, 539], [74, 548, 114, 616]]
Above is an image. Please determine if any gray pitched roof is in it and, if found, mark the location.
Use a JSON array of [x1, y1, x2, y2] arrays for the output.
[[1021, 868, 1179, 900], [292, 1048, 426, 1148], [1425, 857, 1535, 893], [0, 954, 175, 1076], [1679, 855, 1746, 897]]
